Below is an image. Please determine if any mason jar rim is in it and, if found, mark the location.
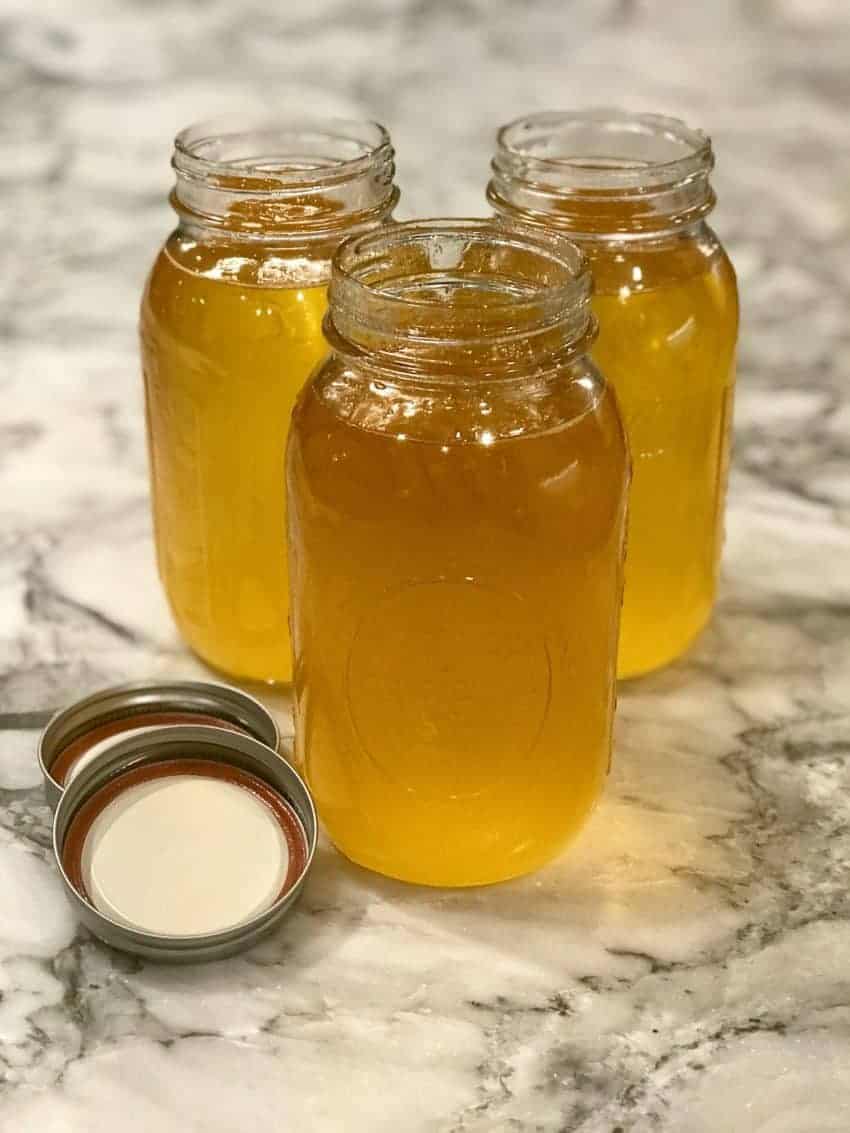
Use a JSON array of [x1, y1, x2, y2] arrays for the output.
[[332, 217, 592, 327], [326, 218, 596, 378], [494, 109, 713, 193], [173, 114, 394, 192]]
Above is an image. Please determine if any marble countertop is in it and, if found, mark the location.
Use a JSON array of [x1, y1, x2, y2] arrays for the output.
[[3, 1, 850, 1129]]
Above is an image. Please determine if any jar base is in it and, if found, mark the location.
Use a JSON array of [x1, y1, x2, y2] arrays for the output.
[[617, 604, 713, 680], [183, 639, 293, 689], [326, 828, 589, 889]]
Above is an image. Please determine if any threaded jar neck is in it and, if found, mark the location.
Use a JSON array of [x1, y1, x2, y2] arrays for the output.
[[171, 116, 398, 243], [488, 109, 715, 239], [325, 219, 596, 381]]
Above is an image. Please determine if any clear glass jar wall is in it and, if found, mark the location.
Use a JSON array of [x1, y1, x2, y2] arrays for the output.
[[140, 117, 398, 683], [287, 219, 630, 886], [489, 111, 739, 677]]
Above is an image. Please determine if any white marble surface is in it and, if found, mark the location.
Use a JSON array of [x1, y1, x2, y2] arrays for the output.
[[2, 1, 850, 1129]]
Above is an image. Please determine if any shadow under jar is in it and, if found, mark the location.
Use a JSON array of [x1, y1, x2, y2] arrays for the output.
[[489, 111, 739, 678], [140, 117, 398, 683], [287, 219, 630, 887]]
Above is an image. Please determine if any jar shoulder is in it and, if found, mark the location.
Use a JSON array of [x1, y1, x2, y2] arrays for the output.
[[289, 358, 628, 544], [145, 228, 335, 294], [587, 223, 738, 302], [295, 355, 623, 447], [140, 233, 330, 357]]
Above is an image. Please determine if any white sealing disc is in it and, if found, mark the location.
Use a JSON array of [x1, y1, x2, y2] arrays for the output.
[[80, 775, 290, 936], [65, 726, 160, 785]]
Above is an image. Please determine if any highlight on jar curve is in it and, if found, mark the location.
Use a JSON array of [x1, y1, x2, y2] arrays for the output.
[[140, 115, 399, 684], [286, 217, 630, 887], [489, 109, 739, 678]]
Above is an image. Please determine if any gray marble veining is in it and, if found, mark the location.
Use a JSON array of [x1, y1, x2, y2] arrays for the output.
[[2, 0, 850, 1129]]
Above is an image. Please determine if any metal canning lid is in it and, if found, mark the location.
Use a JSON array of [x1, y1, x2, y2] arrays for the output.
[[53, 725, 317, 962], [39, 680, 281, 808]]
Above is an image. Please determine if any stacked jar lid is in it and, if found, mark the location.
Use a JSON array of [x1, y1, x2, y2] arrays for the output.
[[39, 681, 316, 962]]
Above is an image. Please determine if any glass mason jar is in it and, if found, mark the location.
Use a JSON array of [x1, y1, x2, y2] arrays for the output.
[[287, 219, 630, 886], [140, 117, 398, 683], [489, 110, 739, 678]]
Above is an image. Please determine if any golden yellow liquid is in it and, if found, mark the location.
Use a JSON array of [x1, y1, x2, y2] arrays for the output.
[[589, 236, 738, 677], [140, 233, 328, 682], [288, 363, 629, 886]]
